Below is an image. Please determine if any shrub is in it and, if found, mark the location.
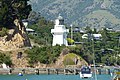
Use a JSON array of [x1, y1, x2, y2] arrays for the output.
[[0, 52, 12, 66], [0, 27, 8, 37], [63, 53, 79, 66], [67, 38, 74, 45], [26, 45, 65, 65]]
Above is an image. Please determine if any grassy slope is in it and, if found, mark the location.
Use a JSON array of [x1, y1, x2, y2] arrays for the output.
[[63, 53, 88, 67]]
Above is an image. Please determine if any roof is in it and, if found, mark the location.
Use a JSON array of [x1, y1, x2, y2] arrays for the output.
[[26, 28, 35, 32], [22, 19, 28, 22], [82, 34, 102, 39], [93, 34, 102, 37]]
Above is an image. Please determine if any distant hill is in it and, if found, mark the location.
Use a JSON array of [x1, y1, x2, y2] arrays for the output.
[[29, 0, 120, 30]]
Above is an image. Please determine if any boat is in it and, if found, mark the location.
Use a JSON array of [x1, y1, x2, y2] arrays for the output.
[[79, 66, 92, 78], [18, 73, 23, 76]]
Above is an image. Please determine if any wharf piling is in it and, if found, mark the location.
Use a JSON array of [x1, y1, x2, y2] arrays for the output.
[[35, 69, 39, 75], [0, 67, 119, 75]]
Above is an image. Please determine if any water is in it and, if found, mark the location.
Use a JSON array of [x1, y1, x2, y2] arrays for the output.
[[0, 74, 112, 80]]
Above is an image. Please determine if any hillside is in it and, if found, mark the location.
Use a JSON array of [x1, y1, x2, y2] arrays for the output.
[[0, 26, 31, 51], [82, 10, 120, 29], [0, 49, 87, 68], [29, 0, 120, 29]]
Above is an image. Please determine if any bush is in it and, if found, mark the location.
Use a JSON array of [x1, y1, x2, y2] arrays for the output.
[[63, 53, 80, 66], [0, 27, 8, 37], [26, 45, 65, 65], [0, 52, 12, 66], [67, 38, 74, 45]]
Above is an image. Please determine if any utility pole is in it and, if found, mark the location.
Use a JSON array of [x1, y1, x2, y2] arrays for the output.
[[70, 24, 73, 45]]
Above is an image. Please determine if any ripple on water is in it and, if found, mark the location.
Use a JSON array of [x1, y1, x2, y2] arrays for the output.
[[0, 74, 112, 80]]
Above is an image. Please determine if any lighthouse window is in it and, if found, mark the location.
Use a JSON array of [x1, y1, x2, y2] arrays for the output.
[[59, 20, 64, 25]]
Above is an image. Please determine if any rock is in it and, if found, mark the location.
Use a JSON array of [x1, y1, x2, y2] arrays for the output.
[[0, 19, 31, 51]]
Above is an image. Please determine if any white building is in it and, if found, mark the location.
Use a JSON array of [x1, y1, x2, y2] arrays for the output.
[[51, 15, 69, 46], [82, 34, 102, 40], [22, 20, 36, 35]]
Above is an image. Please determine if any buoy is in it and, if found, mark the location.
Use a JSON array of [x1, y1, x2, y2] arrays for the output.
[[18, 73, 23, 76]]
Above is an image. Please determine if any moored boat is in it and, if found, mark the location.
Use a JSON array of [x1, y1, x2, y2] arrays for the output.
[[79, 66, 92, 78]]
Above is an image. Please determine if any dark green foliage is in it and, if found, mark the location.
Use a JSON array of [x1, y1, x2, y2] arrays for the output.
[[68, 26, 120, 65], [73, 33, 82, 42], [28, 17, 54, 45], [0, 27, 8, 37], [28, 15, 120, 66], [26, 45, 65, 65], [0, 52, 12, 66], [0, 0, 31, 28], [68, 45, 83, 55], [82, 52, 93, 64], [83, 27, 120, 65]]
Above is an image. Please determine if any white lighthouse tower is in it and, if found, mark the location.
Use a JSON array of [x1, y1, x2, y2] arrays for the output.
[[51, 15, 69, 46]]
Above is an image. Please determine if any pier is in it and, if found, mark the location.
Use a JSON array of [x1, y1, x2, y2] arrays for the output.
[[0, 68, 80, 75], [0, 67, 119, 75]]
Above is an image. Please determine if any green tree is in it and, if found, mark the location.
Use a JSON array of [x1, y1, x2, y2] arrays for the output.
[[98, 28, 110, 49], [0, 52, 12, 66], [0, 0, 31, 28], [0, 27, 8, 37], [28, 17, 54, 45], [26, 45, 65, 66]]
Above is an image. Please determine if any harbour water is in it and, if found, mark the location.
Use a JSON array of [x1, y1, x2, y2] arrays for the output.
[[0, 74, 112, 80]]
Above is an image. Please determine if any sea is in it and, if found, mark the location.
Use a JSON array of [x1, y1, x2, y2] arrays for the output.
[[0, 74, 113, 80]]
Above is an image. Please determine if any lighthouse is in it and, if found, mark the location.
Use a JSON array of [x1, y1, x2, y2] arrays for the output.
[[51, 15, 69, 46]]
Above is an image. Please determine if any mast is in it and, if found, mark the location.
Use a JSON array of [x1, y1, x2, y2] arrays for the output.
[[92, 34, 97, 80]]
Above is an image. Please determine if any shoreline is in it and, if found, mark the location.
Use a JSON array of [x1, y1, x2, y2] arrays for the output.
[[0, 67, 119, 75]]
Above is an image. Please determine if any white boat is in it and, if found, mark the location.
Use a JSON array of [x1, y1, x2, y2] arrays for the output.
[[18, 73, 23, 76], [79, 66, 92, 78]]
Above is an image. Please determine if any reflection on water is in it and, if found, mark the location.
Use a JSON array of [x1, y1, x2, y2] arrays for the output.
[[0, 74, 112, 80]]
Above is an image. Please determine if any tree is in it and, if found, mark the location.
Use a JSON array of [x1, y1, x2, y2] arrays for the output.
[[26, 45, 65, 66], [28, 17, 54, 45], [98, 28, 110, 49], [0, 27, 8, 37], [0, 0, 31, 28], [0, 52, 12, 66]]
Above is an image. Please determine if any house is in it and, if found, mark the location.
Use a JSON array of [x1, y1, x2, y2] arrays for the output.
[[73, 27, 85, 33], [26, 28, 37, 35], [82, 34, 102, 40], [22, 19, 36, 35]]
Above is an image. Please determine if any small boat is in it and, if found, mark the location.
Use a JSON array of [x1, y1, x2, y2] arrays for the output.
[[79, 66, 92, 78], [18, 73, 23, 76]]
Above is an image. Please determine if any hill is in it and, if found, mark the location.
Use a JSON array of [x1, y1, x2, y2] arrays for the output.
[[0, 48, 88, 68], [82, 10, 120, 29], [29, 0, 120, 29]]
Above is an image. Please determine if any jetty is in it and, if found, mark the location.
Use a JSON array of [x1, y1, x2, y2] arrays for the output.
[[0, 67, 119, 75]]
